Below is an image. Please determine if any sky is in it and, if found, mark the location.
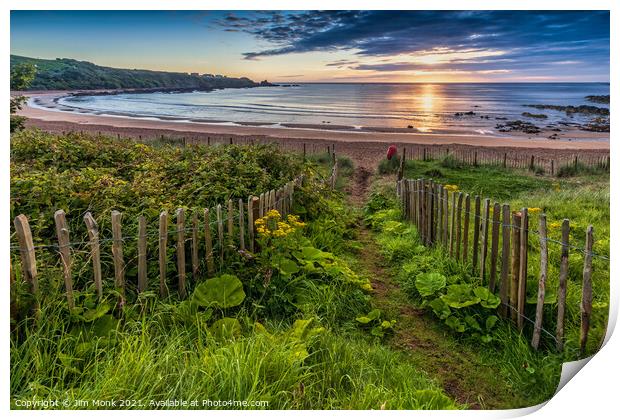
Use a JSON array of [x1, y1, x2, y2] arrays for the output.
[[10, 10, 610, 83]]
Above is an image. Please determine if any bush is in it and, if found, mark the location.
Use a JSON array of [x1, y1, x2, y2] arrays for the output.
[[440, 154, 463, 169], [556, 161, 606, 178], [378, 157, 400, 174]]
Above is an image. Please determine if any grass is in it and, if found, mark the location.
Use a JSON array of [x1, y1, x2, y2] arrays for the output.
[[10, 145, 458, 409], [362, 154, 609, 404], [397, 159, 609, 357], [11, 300, 457, 410], [363, 179, 564, 407]]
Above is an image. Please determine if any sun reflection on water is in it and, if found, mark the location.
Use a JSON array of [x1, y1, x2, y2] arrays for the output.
[[416, 84, 441, 132]]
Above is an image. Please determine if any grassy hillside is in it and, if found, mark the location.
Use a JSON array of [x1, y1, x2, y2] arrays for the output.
[[10, 55, 264, 91]]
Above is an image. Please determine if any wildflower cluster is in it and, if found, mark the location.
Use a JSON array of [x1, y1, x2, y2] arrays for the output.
[[444, 184, 459, 192], [527, 207, 542, 214], [255, 210, 305, 238]]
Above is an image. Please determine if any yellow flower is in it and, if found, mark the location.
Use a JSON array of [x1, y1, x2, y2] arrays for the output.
[[266, 209, 281, 218], [527, 207, 542, 214], [548, 221, 562, 230], [444, 184, 459, 192]]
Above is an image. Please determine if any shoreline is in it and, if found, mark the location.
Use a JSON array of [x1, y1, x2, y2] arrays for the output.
[[18, 92, 610, 151]]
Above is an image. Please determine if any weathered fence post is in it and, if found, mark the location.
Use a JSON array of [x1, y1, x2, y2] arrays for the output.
[[510, 212, 522, 324], [191, 212, 199, 282], [239, 198, 246, 251], [556, 219, 570, 352], [204, 208, 215, 276], [442, 187, 449, 246], [580, 225, 594, 356], [227, 199, 234, 251], [426, 181, 433, 245], [159, 211, 169, 297], [217, 204, 224, 265], [138, 215, 148, 293], [499, 204, 511, 318], [54, 210, 74, 309], [14, 214, 39, 310], [176, 208, 187, 299], [455, 192, 463, 259], [489, 202, 501, 292], [472, 196, 481, 275], [84, 212, 103, 299], [111, 210, 125, 306], [449, 191, 456, 256], [532, 214, 548, 350], [517, 208, 528, 332], [462, 194, 470, 261], [479, 199, 490, 284]]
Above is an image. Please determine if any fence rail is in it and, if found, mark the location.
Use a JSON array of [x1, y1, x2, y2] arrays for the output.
[[396, 178, 606, 355]]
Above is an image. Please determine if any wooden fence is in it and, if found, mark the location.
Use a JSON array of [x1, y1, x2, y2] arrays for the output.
[[10, 172, 328, 315], [396, 178, 606, 355], [398, 145, 609, 175]]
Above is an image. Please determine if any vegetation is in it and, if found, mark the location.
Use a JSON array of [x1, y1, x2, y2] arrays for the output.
[[10, 131, 458, 409], [10, 62, 36, 132], [10, 55, 264, 91], [10, 131, 609, 409], [396, 159, 609, 357], [365, 167, 609, 406]]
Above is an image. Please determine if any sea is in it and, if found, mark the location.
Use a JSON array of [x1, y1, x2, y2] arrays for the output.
[[54, 83, 610, 135]]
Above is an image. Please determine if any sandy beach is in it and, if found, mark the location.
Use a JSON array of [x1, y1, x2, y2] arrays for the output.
[[17, 91, 610, 169]]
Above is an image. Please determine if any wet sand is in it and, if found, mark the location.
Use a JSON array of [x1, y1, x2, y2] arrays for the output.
[[19, 102, 608, 148], [17, 91, 610, 169]]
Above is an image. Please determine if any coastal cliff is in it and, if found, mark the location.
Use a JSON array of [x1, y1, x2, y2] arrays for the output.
[[10, 54, 271, 91]]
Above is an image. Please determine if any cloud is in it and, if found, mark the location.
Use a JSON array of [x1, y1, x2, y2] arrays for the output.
[[217, 10, 609, 78]]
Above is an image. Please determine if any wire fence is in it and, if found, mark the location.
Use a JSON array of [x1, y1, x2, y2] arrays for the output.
[[10, 162, 345, 318], [396, 177, 607, 356]]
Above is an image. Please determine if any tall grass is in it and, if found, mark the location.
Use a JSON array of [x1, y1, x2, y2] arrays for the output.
[[11, 299, 457, 410]]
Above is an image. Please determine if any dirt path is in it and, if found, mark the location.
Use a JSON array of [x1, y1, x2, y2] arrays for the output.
[[349, 172, 522, 409]]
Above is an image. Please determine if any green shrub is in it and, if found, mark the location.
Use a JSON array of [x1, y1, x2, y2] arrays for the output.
[[378, 157, 400, 174], [440, 154, 464, 169]]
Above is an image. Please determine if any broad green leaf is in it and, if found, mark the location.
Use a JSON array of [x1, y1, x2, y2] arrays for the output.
[[441, 284, 480, 308], [480, 334, 493, 344], [301, 246, 322, 260], [381, 320, 396, 330], [486, 315, 499, 330], [371, 325, 385, 337], [367, 309, 381, 320], [415, 272, 446, 297], [429, 298, 451, 319], [473, 287, 501, 309], [192, 274, 245, 308], [464, 315, 481, 331], [445, 315, 466, 333], [279, 258, 300, 276]]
